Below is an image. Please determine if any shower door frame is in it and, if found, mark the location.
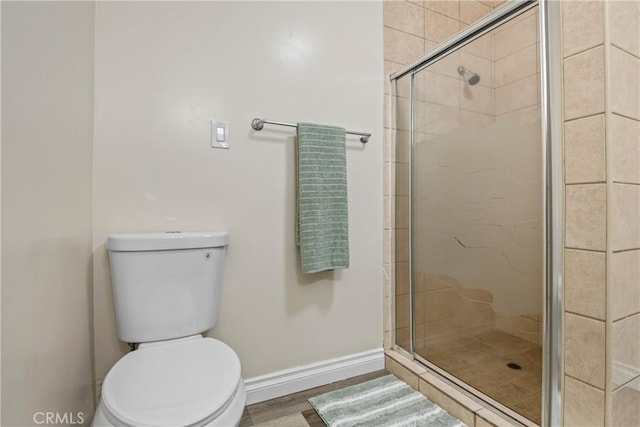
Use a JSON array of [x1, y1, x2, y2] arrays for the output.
[[389, 1, 563, 426]]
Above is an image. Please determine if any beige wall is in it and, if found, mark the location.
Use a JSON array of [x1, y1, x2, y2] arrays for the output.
[[1, 2, 95, 425], [92, 1, 383, 383], [562, 1, 640, 426]]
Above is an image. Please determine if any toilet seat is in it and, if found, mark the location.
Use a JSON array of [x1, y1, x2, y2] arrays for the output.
[[101, 337, 241, 427]]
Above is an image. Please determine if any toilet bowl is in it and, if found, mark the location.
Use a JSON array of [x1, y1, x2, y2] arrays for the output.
[[93, 336, 246, 427]]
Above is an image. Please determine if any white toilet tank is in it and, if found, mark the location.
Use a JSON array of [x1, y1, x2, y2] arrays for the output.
[[106, 232, 229, 343]]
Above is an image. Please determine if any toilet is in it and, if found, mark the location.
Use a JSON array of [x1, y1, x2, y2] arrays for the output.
[[92, 232, 246, 427]]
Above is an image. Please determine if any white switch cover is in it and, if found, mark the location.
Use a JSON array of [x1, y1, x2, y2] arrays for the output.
[[211, 120, 229, 149]]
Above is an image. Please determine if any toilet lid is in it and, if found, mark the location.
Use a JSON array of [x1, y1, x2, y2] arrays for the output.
[[102, 337, 241, 427]]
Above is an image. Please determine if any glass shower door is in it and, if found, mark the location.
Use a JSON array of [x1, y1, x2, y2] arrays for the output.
[[410, 6, 543, 424]]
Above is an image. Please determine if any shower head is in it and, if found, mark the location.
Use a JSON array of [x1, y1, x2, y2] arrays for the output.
[[458, 66, 480, 86]]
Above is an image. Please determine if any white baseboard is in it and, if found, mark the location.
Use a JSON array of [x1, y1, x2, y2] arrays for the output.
[[244, 348, 385, 405]]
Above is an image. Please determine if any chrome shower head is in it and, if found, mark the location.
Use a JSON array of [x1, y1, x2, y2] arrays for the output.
[[458, 66, 480, 85]]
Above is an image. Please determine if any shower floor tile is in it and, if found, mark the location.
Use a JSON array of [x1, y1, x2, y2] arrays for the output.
[[416, 330, 542, 425]]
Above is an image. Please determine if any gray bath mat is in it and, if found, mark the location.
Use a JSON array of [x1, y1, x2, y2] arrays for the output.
[[308, 374, 467, 427]]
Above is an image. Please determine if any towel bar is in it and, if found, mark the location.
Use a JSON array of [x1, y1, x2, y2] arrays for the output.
[[251, 118, 370, 143]]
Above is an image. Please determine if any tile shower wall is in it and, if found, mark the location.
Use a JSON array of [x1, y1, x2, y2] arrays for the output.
[[562, 1, 640, 426], [383, 0, 498, 353], [386, 1, 640, 425], [385, 1, 544, 354]]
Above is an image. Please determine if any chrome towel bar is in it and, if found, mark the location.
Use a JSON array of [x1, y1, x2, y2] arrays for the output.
[[251, 118, 370, 143]]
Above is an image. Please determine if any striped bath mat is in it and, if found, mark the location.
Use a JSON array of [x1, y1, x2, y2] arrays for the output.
[[308, 375, 467, 427]]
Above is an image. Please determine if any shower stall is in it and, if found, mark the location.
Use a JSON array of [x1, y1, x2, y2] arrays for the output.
[[390, 1, 562, 426]]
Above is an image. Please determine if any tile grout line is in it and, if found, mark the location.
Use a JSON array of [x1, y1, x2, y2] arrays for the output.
[[563, 42, 605, 62]]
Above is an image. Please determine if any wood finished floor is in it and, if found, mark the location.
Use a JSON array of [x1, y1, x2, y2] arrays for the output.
[[239, 370, 389, 427]]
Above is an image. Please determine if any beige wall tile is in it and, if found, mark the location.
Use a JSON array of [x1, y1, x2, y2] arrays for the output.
[[610, 47, 640, 121], [384, 161, 393, 196], [425, 274, 461, 290], [565, 184, 606, 251], [384, 196, 392, 230], [384, 296, 392, 332], [395, 228, 410, 262], [460, 81, 493, 114], [414, 291, 425, 325], [414, 271, 425, 293], [425, 9, 460, 43], [564, 114, 606, 184], [396, 130, 411, 163], [460, 110, 493, 127], [395, 195, 410, 229], [395, 161, 410, 196], [422, 103, 460, 135], [496, 105, 540, 126], [384, 229, 394, 265], [610, 250, 640, 321], [475, 408, 518, 427], [608, 0, 640, 58], [389, 349, 428, 375], [565, 249, 606, 320], [422, 72, 460, 108], [611, 184, 640, 251], [495, 74, 538, 115], [494, 315, 539, 344], [386, 356, 420, 389], [611, 314, 640, 389], [493, 11, 537, 60], [425, 0, 459, 20], [396, 326, 411, 349], [396, 261, 410, 295], [425, 48, 461, 79], [384, 26, 425, 64], [561, 1, 604, 58], [610, 114, 640, 184], [396, 293, 410, 328], [612, 378, 640, 427], [565, 313, 606, 388], [424, 318, 460, 344], [383, 127, 393, 162], [395, 94, 412, 131], [461, 31, 492, 59], [563, 375, 605, 427], [384, 263, 393, 298], [413, 100, 427, 132], [384, 0, 425, 38], [418, 375, 478, 426], [425, 288, 458, 322], [384, 330, 393, 349], [563, 46, 605, 121], [460, 0, 491, 25], [414, 323, 426, 348], [384, 93, 393, 129], [494, 43, 538, 88]]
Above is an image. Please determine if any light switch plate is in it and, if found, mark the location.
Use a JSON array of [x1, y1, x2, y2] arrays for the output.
[[211, 120, 229, 149]]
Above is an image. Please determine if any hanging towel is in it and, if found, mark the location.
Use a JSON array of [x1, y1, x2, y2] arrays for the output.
[[296, 122, 349, 274]]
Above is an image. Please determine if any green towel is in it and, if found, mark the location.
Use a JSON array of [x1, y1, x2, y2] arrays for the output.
[[296, 122, 349, 274]]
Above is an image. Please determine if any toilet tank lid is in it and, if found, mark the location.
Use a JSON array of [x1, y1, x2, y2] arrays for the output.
[[107, 232, 229, 251]]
